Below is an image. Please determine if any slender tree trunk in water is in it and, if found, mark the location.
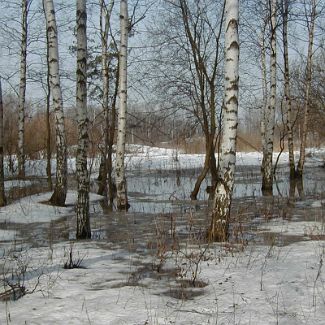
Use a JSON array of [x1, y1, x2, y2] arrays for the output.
[[282, 0, 295, 179], [296, 176, 304, 198], [0, 79, 6, 207], [260, 30, 268, 159], [43, 1, 52, 190], [116, 0, 129, 210], [44, 0, 68, 206], [190, 133, 211, 200], [261, 0, 277, 196], [97, 0, 114, 199], [296, 0, 316, 178], [76, 0, 91, 239], [107, 70, 118, 207], [289, 177, 296, 202], [209, 85, 218, 189], [46, 70, 52, 190], [18, 0, 29, 178], [208, 0, 239, 242], [209, 143, 218, 185]]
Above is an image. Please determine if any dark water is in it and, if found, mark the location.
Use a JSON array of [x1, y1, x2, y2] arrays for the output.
[[126, 165, 325, 213]]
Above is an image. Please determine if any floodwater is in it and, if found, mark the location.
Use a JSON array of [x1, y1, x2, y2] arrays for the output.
[[126, 164, 325, 214], [0, 164, 324, 257]]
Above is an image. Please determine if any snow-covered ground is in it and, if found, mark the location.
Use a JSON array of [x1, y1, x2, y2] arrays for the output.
[[4, 145, 325, 177], [1, 234, 324, 324], [0, 146, 324, 324], [0, 191, 103, 224]]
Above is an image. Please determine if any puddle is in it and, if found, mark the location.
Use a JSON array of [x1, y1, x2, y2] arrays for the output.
[[0, 165, 324, 255], [160, 288, 205, 300], [125, 165, 325, 214]]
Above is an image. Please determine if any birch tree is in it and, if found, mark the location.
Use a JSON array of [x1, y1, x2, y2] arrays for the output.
[[76, 0, 91, 239], [45, 25, 53, 190], [97, 0, 116, 208], [0, 78, 6, 207], [17, 0, 30, 178], [43, 0, 68, 206], [115, 0, 129, 210], [258, 2, 269, 165], [261, 0, 277, 195], [40, 0, 53, 190], [208, 0, 239, 241], [281, 0, 295, 178], [296, 0, 317, 177]]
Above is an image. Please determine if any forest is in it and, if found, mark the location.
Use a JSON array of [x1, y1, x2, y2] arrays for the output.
[[0, 0, 324, 324]]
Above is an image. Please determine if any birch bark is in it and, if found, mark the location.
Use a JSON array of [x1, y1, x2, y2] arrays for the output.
[[261, 0, 277, 195], [282, 0, 295, 178], [97, 0, 114, 202], [208, 0, 239, 242], [0, 78, 6, 207], [76, 0, 91, 239], [18, 0, 29, 178], [44, 0, 68, 206], [42, 0, 52, 190], [115, 0, 129, 210], [296, 0, 316, 177]]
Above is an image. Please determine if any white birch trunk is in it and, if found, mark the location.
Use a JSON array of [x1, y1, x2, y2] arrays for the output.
[[209, 0, 239, 242], [44, 0, 68, 206], [76, 0, 90, 239], [282, 0, 295, 178], [115, 0, 129, 210], [18, 0, 29, 178], [261, 0, 277, 195], [297, 0, 316, 177], [0, 78, 6, 207]]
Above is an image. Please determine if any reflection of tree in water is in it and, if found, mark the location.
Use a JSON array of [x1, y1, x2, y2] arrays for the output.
[[176, 169, 181, 187]]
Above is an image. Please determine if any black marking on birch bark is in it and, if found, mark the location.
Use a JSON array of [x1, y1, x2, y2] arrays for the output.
[[227, 19, 238, 32], [228, 41, 239, 51], [226, 95, 238, 105]]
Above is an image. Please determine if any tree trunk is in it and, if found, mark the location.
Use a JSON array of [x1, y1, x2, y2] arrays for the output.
[[0, 78, 6, 207], [296, 0, 316, 178], [107, 68, 119, 208], [115, 0, 129, 210], [190, 134, 212, 200], [282, 0, 295, 179], [43, 0, 52, 190], [44, 0, 68, 206], [259, 26, 268, 160], [76, 0, 91, 239], [18, 0, 29, 178], [208, 0, 239, 242], [261, 0, 277, 196], [97, 0, 114, 199]]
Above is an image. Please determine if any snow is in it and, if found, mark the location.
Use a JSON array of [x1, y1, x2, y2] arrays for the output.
[[0, 145, 324, 324], [0, 191, 104, 224], [4, 145, 325, 178], [260, 218, 325, 237], [1, 239, 324, 324]]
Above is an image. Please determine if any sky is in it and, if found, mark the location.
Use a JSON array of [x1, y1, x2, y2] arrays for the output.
[[0, 0, 322, 118]]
